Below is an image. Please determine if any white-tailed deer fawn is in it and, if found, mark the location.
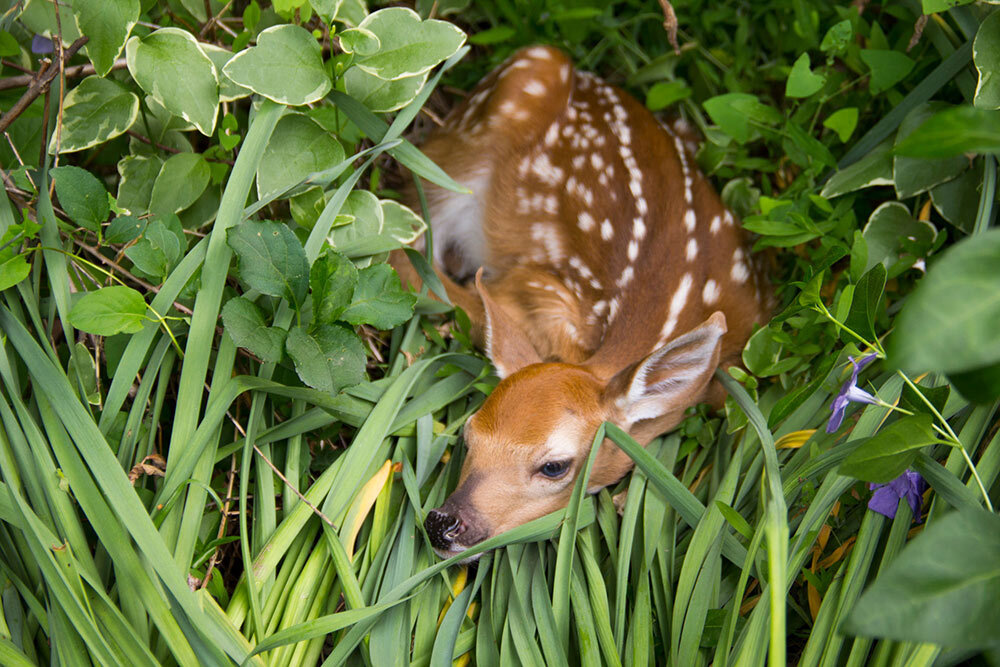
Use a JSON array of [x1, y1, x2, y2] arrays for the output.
[[403, 46, 770, 558]]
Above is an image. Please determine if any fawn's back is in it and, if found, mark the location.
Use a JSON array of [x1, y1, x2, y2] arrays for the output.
[[413, 46, 770, 558]]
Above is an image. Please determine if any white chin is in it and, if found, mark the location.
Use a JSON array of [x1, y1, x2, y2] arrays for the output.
[[434, 546, 484, 564]]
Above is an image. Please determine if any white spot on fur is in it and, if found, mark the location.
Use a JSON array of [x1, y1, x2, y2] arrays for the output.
[[590, 154, 604, 170], [633, 217, 646, 240], [572, 155, 586, 169], [578, 211, 596, 232], [526, 46, 552, 60], [659, 273, 693, 341], [617, 265, 635, 287], [710, 215, 721, 234], [428, 166, 491, 276], [524, 79, 546, 97], [724, 211, 735, 226], [636, 197, 648, 216], [601, 219, 614, 241], [545, 123, 560, 147], [532, 153, 564, 186], [627, 240, 639, 261], [702, 279, 720, 305], [686, 238, 698, 261], [732, 261, 750, 283], [531, 223, 563, 264], [684, 209, 696, 232]]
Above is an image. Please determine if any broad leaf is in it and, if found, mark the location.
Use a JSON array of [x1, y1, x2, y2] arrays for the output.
[[310, 250, 358, 324], [860, 49, 915, 94], [893, 103, 968, 198], [895, 106, 1000, 158], [839, 415, 939, 483], [786, 53, 825, 98], [51, 166, 109, 231], [105, 216, 147, 245], [974, 10, 1000, 109], [862, 202, 936, 278], [116, 155, 163, 216], [72, 0, 139, 75], [310, 0, 368, 26], [200, 43, 253, 102], [223, 24, 331, 105], [149, 152, 211, 216], [285, 324, 367, 392], [823, 107, 858, 143], [68, 286, 148, 335], [0, 254, 31, 291], [890, 230, 1000, 375], [339, 263, 416, 329], [921, 0, 974, 13], [343, 66, 428, 113], [930, 162, 978, 233], [844, 508, 1000, 648], [820, 139, 893, 198], [256, 113, 345, 200], [221, 297, 286, 363], [843, 263, 885, 344], [228, 220, 309, 309], [50, 76, 139, 153], [645, 81, 692, 111], [351, 8, 466, 81], [703, 93, 782, 144], [125, 27, 219, 135], [379, 200, 426, 244], [124, 216, 186, 281]]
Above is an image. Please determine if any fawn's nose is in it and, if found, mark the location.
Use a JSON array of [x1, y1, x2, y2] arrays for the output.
[[425, 509, 465, 551]]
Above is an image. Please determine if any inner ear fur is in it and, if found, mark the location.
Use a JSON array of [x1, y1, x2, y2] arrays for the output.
[[475, 269, 542, 378], [604, 311, 728, 429]]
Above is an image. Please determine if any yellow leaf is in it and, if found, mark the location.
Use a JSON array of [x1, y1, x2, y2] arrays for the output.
[[775, 429, 816, 450], [341, 459, 393, 561]]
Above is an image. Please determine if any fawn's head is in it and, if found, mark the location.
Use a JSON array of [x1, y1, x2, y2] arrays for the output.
[[425, 274, 727, 559]]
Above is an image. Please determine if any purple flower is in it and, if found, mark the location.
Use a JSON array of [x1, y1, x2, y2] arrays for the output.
[[868, 470, 926, 522], [31, 35, 54, 54], [826, 353, 879, 433]]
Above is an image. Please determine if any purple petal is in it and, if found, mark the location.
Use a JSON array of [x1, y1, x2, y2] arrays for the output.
[[826, 396, 848, 433], [31, 35, 54, 54], [844, 385, 878, 405], [867, 486, 900, 518]]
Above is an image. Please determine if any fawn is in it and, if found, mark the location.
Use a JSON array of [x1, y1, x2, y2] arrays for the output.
[[399, 46, 770, 559]]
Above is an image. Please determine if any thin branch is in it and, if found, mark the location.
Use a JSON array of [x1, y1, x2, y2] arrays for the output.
[[0, 36, 88, 135], [0, 58, 127, 92]]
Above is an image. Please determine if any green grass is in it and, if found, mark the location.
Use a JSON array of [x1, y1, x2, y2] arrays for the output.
[[0, 0, 999, 664]]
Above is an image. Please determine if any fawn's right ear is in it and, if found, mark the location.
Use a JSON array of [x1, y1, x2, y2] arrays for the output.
[[475, 269, 542, 378]]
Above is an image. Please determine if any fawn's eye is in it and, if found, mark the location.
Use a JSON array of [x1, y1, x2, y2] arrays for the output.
[[539, 460, 570, 479]]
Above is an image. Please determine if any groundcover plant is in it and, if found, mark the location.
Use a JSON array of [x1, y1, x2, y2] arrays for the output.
[[0, 0, 998, 664]]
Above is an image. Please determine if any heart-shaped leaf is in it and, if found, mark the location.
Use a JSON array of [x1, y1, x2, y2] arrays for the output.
[[0, 254, 31, 291], [351, 8, 466, 81], [861, 49, 915, 95], [340, 263, 416, 329], [50, 76, 139, 154], [839, 415, 939, 483], [72, 0, 139, 76], [310, 0, 368, 26], [223, 24, 331, 105], [125, 27, 219, 135], [51, 166, 110, 232], [256, 113, 345, 200], [285, 324, 366, 392], [221, 296, 286, 363], [69, 286, 148, 335], [786, 53, 825, 98], [823, 107, 858, 143], [228, 220, 309, 309]]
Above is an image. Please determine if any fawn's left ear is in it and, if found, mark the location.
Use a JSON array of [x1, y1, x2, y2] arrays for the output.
[[605, 312, 727, 426], [475, 268, 542, 379]]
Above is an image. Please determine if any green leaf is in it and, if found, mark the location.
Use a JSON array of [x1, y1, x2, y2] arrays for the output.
[[899, 381, 950, 417], [116, 155, 163, 216], [351, 8, 466, 80], [930, 161, 978, 233], [105, 215, 147, 244], [785, 53, 825, 98], [49, 76, 139, 153], [645, 81, 692, 111], [843, 263, 885, 343], [703, 93, 782, 144], [222, 24, 331, 105], [821, 139, 893, 198], [256, 113, 346, 200], [844, 508, 1000, 648], [221, 296, 286, 363], [974, 10, 1000, 109], [149, 152, 211, 217], [310, 250, 358, 324], [820, 19, 853, 53], [343, 66, 428, 113], [823, 107, 858, 142], [68, 286, 148, 335], [890, 229, 1000, 375], [69, 341, 101, 404], [948, 359, 1000, 404], [894, 106, 1000, 158], [285, 324, 366, 392], [860, 49, 915, 95], [51, 166, 110, 231], [467, 25, 516, 45], [0, 253, 31, 291], [228, 220, 310, 309], [862, 202, 936, 278], [379, 200, 426, 244], [328, 190, 384, 252], [339, 263, 416, 328], [0, 30, 19, 57], [839, 415, 939, 483], [72, 0, 139, 75], [310, 0, 368, 25], [200, 43, 253, 102], [339, 27, 381, 56], [125, 28, 219, 135], [893, 102, 969, 198], [124, 216, 186, 281], [921, 0, 975, 13]]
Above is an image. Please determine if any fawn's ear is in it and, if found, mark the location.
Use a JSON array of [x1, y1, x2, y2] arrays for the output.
[[605, 312, 727, 426], [476, 269, 542, 378]]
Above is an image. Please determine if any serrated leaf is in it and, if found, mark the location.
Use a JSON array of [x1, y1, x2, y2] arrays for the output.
[[68, 286, 148, 335], [310, 250, 358, 324], [839, 415, 939, 483], [786, 53, 825, 98], [223, 24, 331, 105], [51, 166, 110, 231], [844, 508, 1000, 648], [149, 152, 211, 216], [352, 8, 465, 80], [343, 66, 428, 113], [228, 220, 309, 309], [72, 0, 139, 76], [49, 76, 139, 153], [125, 27, 219, 135], [221, 296, 286, 362], [116, 155, 163, 216], [974, 10, 1000, 109], [861, 49, 915, 95], [285, 324, 366, 392], [256, 113, 345, 200], [339, 263, 416, 328], [890, 229, 1000, 375]]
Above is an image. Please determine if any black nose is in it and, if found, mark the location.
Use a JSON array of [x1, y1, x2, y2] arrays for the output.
[[425, 509, 464, 550]]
